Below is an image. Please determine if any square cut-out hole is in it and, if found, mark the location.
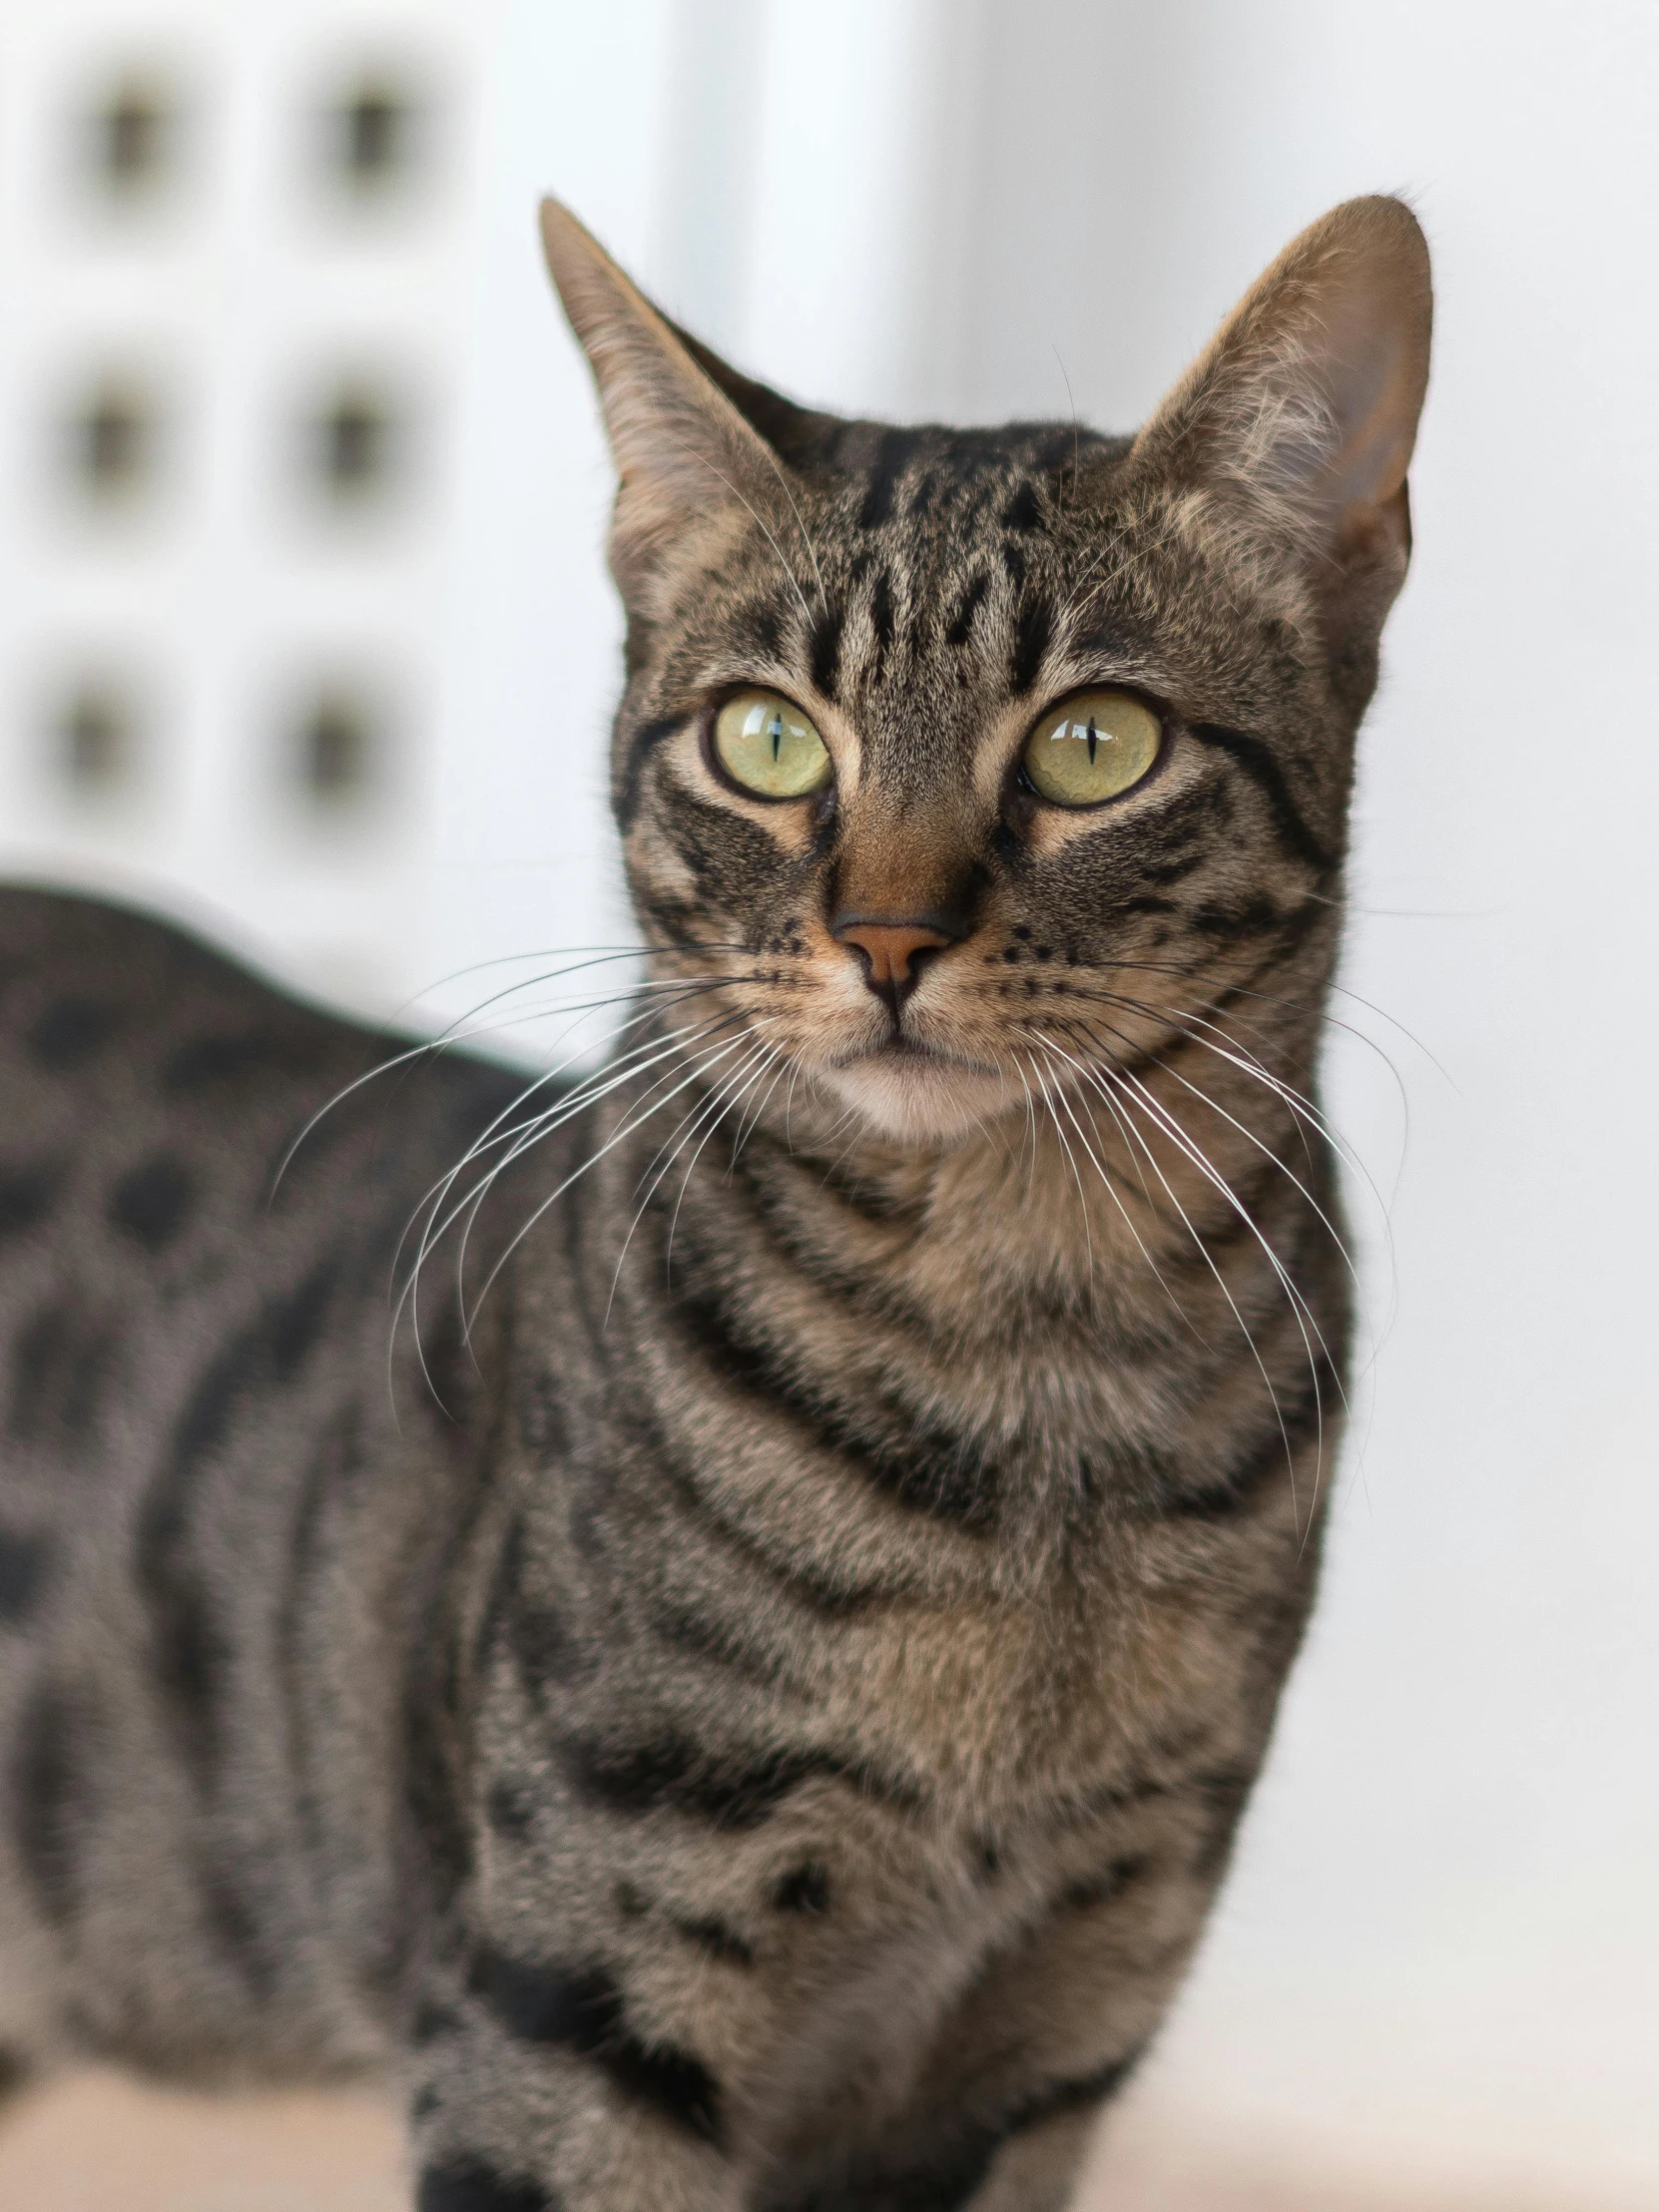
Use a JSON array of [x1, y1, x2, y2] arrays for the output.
[[318, 386, 392, 496], [52, 677, 141, 797], [295, 689, 380, 811], [301, 378, 412, 510], [88, 73, 180, 196], [322, 71, 430, 197], [62, 372, 165, 505], [68, 66, 188, 208]]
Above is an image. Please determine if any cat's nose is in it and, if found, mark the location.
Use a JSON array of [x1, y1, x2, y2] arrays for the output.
[[832, 916, 954, 1012]]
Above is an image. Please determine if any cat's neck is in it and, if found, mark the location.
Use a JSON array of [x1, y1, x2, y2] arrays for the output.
[[687, 1018, 1334, 1347]]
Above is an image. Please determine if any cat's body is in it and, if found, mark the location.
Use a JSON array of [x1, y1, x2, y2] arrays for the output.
[[0, 198, 1429, 2209]]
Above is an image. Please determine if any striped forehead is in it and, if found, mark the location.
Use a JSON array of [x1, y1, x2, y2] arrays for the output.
[[790, 425, 1120, 772]]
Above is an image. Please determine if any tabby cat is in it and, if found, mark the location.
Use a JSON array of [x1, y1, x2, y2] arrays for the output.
[[0, 195, 1430, 2209]]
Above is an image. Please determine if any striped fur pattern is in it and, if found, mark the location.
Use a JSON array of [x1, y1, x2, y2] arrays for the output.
[[0, 198, 1430, 2208]]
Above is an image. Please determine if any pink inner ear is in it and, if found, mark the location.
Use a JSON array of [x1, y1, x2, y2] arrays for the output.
[[1318, 303, 1420, 515]]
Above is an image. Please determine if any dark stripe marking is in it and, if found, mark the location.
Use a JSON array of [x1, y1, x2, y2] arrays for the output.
[[1190, 894, 1291, 943], [418, 2160, 559, 2212], [1001, 481, 1043, 532], [660, 1445, 898, 1620], [944, 573, 989, 646], [200, 1860, 279, 1999], [1190, 1765, 1259, 1881], [138, 1257, 339, 1783], [809, 602, 845, 701], [480, 1516, 592, 1691], [869, 569, 895, 655], [1059, 1853, 1148, 1914], [772, 1862, 830, 1914], [732, 598, 785, 662], [777, 2049, 1143, 2212], [1188, 725, 1333, 873], [10, 1682, 87, 1925], [561, 1721, 919, 1830], [411, 2001, 463, 2047], [1160, 1358, 1333, 1518], [28, 998, 116, 1069], [856, 428, 918, 529], [556, 1729, 866, 1830], [485, 1777, 538, 1839], [783, 2138, 992, 2211], [108, 1156, 196, 1251], [0, 1159, 63, 1242], [1006, 2052, 1143, 2132], [0, 1530, 50, 1624], [669, 1280, 1000, 1530], [471, 1952, 722, 2146], [1009, 595, 1052, 695], [671, 1914, 756, 1967], [652, 1592, 787, 1686], [617, 715, 687, 830], [164, 1029, 321, 1092], [276, 1405, 359, 1868]]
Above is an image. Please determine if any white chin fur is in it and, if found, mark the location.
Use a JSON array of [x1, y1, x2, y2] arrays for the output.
[[815, 1053, 1013, 1146]]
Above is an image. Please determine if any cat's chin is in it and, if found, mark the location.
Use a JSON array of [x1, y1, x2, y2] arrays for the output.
[[813, 1047, 1013, 1147]]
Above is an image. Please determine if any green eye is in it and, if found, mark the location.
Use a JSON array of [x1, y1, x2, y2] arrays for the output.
[[1022, 689, 1162, 807], [713, 690, 832, 800]]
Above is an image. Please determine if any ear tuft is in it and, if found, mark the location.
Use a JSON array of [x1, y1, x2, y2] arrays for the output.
[[1134, 196, 1432, 601], [539, 199, 796, 596]]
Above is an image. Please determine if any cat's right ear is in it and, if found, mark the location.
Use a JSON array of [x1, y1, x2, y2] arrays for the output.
[[539, 200, 793, 599]]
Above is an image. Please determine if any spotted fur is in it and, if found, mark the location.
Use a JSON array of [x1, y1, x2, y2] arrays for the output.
[[0, 197, 1430, 2208]]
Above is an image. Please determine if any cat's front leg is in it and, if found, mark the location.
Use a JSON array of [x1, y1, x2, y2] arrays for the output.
[[899, 1841, 1214, 2212], [405, 1955, 743, 2212]]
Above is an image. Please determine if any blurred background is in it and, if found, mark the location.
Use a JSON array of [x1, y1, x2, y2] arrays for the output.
[[1, 0, 1656, 2207]]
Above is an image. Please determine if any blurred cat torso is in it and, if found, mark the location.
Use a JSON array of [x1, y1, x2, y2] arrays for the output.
[[0, 197, 1429, 2211]]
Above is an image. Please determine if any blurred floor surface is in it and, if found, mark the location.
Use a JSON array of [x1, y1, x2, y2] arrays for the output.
[[0, 2073, 1630, 2211]]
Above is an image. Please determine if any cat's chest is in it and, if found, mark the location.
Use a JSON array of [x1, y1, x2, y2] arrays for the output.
[[809, 1536, 1237, 1826]]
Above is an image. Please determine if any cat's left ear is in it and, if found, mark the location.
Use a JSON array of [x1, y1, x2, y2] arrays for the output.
[[1131, 196, 1432, 670], [539, 199, 804, 602]]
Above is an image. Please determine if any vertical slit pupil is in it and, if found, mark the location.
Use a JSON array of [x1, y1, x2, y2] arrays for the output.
[[769, 713, 784, 762]]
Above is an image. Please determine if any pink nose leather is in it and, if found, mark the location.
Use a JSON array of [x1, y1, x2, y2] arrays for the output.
[[834, 920, 951, 999]]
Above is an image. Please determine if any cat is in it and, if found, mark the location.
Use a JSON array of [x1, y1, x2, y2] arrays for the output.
[[0, 194, 1430, 2210]]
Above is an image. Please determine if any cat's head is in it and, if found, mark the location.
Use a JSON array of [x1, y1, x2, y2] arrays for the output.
[[541, 198, 1430, 1147]]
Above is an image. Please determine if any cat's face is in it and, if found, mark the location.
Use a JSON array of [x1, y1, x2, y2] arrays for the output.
[[543, 199, 1431, 1146]]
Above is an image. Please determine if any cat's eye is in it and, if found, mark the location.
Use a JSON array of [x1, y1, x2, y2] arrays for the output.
[[1021, 689, 1162, 808], [713, 689, 832, 800]]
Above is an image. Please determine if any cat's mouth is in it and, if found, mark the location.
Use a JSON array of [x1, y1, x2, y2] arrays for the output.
[[866, 1034, 968, 1065], [830, 1031, 997, 1075], [815, 1033, 1011, 1143]]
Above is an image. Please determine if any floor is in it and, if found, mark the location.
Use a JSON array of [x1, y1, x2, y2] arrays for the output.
[[0, 2072, 1613, 2212]]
